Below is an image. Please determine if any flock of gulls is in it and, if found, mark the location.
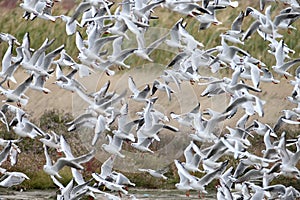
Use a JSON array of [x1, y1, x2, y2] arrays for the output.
[[1, 0, 300, 199]]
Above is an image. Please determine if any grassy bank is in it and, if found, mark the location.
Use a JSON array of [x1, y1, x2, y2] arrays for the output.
[[0, 109, 298, 191]]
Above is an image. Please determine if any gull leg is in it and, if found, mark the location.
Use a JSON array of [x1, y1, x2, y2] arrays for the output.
[[186, 190, 190, 197], [190, 80, 195, 85]]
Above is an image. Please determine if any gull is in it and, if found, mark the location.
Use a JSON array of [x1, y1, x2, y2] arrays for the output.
[[276, 132, 300, 178], [151, 79, 175, 101], [92, 115, 111, 146], [208, 38, 250, 68], [99, 37, 137, 75], [203, 139, 230, 162], [260, 0, 277, 11], [165, 1, 211, 17], [192, 111, 227, 142], [189, 160, 229, 194], [75, 31, 105, 66], [165, 18, 185, 49], [272, 40, 300, 78], [223, 95, 256, 116], [0, 42, 21, 87], [59, 14, 80, 35], [54, 49, 94, 78], [36, 44, 65, 76], [1, 41, 13, 70], [0, 109, 9, 132], [241, 20, 264, 41], [51, 176, 92, 200], [111, 171, 135, 187], [276, 7, 300, 31], [236, 114, 250, 129], [273, 109, 300, 132], [19, 0, 56, 22], [0, 171, 29, 188], [0, 75, 33, 106], [8, 144, 21, 167], [136, 100, 179, 141], [112, 103, 137, 142], [249, 120, 276, 137], [263, 184, 288, 199], [0, 32, 18, 45], [260, 67, 280, 84], [220, 32, 244, 45], [60, 135, 95, 165], [170, 102, 200, 127], [128, 76, 150, 102], [10, 109, 45, 139], [77, 88, 127, 115], [132, 0, 165, 23], [60, 135, 95, 187], [92, 173, 128, 196], [95, 154, 132, 187], [263, 32, 295, 58], [20, 37, 56, 76], [282, 186, 300, 199], [216, 179, 233, 200], [102, 135, 125, 158], [99, 155, 115, 179], [66, 112, 98, 132], [177, 20, 205, 51], [0, 59, 23, 88], [240, 59, 263, 88], [137, 121, 179, 141], [104, 15, 129, 40], [76, 31, 119, 68], [196, 4, 226, 30], [235, 148, 279, 168], [30, 73, 51, 94], [243, 7, 300, 40], [138, 168, 168, 180], [20, 32, 32, 62], [134, 31, 168, 62], [131, 137, 155, 154], [234, 167, 267, 183], [89, 6, 147, 37], [220, 136, 248, 159], [160, 69, 182, 90], [282, 117, 300, 125], [39, 131, 61, 151], [182, 141, 203, 173], [174, 159, 194, 197], [43, 144, 84, 178], [80, 4, 114, 28], [0, 138, 21, 147], [0, 142, 12, 165], [1, 104, 25, 117], [62, 0, 103, 29], [224, 126, 253, 147], [244, 182, 265, 199], [55, 64, 87, 93], [216, 0, 239, 7]]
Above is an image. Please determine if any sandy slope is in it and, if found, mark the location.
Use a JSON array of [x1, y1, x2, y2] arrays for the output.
[[7, 64, 295, 130]]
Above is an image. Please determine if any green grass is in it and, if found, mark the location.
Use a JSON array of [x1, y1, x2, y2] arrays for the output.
[[1, 1, 299, 71]]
